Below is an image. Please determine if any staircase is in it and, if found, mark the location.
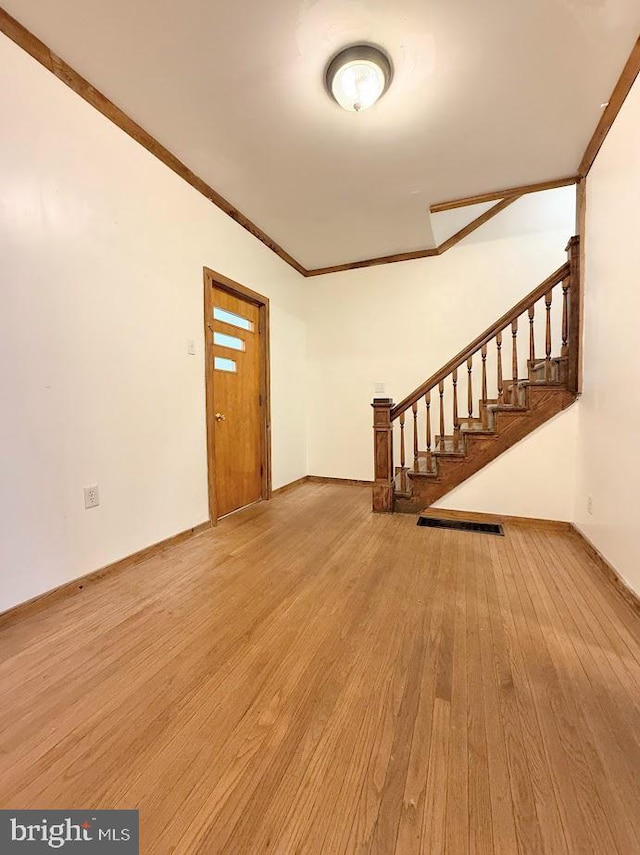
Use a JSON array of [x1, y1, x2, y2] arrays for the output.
[[372, 237, 581, 514]]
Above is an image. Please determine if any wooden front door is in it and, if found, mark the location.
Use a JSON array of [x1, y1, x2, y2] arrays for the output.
[[204, 272, 270, 520]]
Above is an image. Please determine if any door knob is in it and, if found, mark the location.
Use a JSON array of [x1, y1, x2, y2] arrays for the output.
[[215, 412, 226, 422]]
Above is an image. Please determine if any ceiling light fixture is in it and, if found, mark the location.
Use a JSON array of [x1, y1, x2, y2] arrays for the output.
[[326, 45, 392, 113]]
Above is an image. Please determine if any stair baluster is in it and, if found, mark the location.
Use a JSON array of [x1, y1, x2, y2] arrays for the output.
[[545, 290, 553, 379], [511, 318, 519, 404], [425, 391, 432, 469], [452, 368, 460, 450], [481, 344, 487, 404], [399, 412, 406, 470], [496, 331, 504, 403], [561, 280, 569, 358], [467, 356, 473, 419], [528, 305, 535, 364], [439, 380, 445, 451], [412, 402, 419, 471]]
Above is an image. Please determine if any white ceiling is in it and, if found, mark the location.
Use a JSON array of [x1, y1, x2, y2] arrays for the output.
[[4, 0, 639, 269], [430, 186, 576, 246]]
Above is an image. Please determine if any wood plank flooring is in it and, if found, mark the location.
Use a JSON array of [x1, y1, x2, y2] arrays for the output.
[[1, 482, 639, 853]]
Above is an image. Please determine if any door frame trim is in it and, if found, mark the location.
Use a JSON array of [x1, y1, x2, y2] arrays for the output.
[[203, 268, 272, 524]]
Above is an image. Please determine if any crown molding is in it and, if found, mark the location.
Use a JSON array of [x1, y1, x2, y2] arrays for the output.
[[429, 176, 578, 213], [0, 6, 308, 276], [578, 35, 640, 177], [304, 247, 439, 277]]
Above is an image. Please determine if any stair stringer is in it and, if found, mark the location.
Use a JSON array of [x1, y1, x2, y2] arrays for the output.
[[394, 386, 577, 514]]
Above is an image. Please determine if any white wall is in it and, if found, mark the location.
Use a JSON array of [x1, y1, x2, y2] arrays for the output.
[[306, 189, 578, 519], [574, 74, 640, 594], [0, 34, 307, 613], [432, 406, 578, 521]]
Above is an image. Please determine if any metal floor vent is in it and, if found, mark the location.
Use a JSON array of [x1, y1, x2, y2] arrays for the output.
[[417, 517, 504, 536]]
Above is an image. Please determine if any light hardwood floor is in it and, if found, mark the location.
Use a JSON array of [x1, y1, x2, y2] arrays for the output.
[[1, 482, 640, 854]]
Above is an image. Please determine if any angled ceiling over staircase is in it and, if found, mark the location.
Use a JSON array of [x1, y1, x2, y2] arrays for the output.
[[430, 187, 576, 247], [2, 0, 639, 269]]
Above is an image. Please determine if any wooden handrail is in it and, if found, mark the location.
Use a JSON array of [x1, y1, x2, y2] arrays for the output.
[[391, 261, 571, 420]]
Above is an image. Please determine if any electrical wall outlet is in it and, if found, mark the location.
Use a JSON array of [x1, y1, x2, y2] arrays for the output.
[[84, 484, 100, 509], [373, 382, 386, 394], [587, 495, 593, 515], [187, 339, 196, 356]]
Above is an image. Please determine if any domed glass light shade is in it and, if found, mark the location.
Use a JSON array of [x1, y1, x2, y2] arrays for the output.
[[326, 45, 392, 112]]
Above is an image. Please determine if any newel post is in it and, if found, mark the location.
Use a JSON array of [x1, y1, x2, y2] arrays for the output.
[[566, 235, 581, 394], [371, 398, 394, 513]]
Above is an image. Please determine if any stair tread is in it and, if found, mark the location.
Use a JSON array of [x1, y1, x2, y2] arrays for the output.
[[485, 403, 528, 413]]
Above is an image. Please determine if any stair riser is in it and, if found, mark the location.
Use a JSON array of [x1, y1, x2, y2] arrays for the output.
[[408, 457, 465, 482], [463, 433, 500, 454], [394, 497, 433, 514]]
